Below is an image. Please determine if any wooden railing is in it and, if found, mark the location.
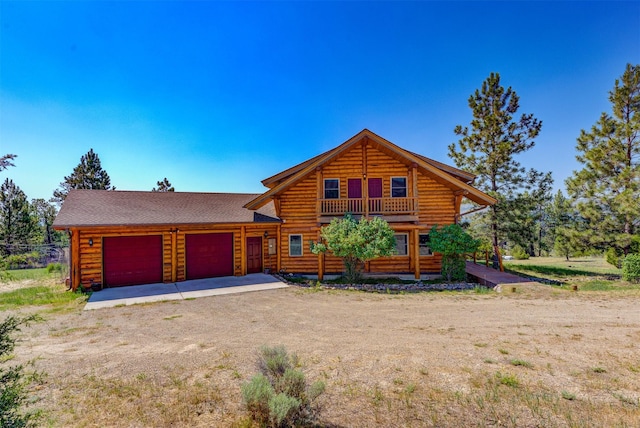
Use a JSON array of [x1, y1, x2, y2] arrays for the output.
[[319, 197, 418, 215]]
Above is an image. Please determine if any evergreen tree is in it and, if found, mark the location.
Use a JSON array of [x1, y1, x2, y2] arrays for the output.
[[449, 72, 550, 253], [566, 64, 639, 255], [152, 177, 175, 192], [0, 154, 17, 171], [52, 149, 113, 203], [0, 179, 37, 256], [31, 199, 60, 246], [547, 190, 584, 260]]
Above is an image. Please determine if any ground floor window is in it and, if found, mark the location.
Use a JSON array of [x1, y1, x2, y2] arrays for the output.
[[419, 233, 433, 256], [394, 233, 408, 255], [289, 234, 303, 256]]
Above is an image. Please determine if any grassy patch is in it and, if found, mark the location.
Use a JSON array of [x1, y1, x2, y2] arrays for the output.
[[3, 267, 49, 281], [504, 256, 620, 277], [0, 271, 85, 310], [0, 285, 84, 310]]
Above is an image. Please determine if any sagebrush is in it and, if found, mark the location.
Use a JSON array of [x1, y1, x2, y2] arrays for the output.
[[241, 345, 325, 427]]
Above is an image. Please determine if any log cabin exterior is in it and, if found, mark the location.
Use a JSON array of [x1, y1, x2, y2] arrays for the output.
[[54, 129, 496, 290]]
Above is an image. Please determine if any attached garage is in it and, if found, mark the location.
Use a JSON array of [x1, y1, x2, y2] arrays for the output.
[[53, 190, 280, 291], [103, 235, 163, 287], [186, 233, 234, 280]]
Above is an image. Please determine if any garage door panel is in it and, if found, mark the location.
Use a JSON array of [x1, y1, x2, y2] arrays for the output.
[[103, 235, 163, 287], [186, 233, 233, 279]]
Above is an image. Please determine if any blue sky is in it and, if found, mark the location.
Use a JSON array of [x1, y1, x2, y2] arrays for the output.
[[1, 1, 639, 202]]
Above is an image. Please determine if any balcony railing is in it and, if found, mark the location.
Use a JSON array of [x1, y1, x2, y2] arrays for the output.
[[319, 197, 418, 216]]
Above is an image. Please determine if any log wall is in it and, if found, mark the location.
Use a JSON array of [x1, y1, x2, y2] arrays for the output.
[[276, 141, 458, 276]]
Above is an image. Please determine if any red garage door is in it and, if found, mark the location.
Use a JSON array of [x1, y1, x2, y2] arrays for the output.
[[186, 233, 233, 279], [103, 235, 163, 287]]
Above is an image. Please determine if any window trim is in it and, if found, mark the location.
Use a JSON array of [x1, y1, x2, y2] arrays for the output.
[[394, 233, 408, 256], [323, 178, 340, 199], [419, 233, 433, 256], [289, 234, 303, 257], [390, 176, 407, 198]]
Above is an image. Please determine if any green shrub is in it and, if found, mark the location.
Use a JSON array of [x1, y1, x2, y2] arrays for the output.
[[3, 252, 41, 270], [441, 257, 466, 282], [1, 315, 41, 428], [605, 247, 623, 268], [46, 263, 63, 273], [622, 254, 640, 283], [258, 345, 294, 382], [241, 373, 273, 425], [429, 224, 480, 282], [510, 245, 529, 260], [242, 345, 324, 428], [268, 393, 300, 427]]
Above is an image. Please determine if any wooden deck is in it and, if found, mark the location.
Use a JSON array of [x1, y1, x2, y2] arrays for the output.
[[466, 261, 533, 288]]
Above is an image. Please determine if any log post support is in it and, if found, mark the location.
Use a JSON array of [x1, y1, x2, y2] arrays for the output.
[[276, 224, 282, 273], [240, 226, 246, 276], [413, 229, 420, 279], [171, 229, 178, 282], [317, 230, 324, 281], [71, 228, 80, 291]]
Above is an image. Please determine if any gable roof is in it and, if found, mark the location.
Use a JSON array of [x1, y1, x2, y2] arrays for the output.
[[245, 129, 496, 209], [53, 190, 280, 228], [260, 135, 475, 187]]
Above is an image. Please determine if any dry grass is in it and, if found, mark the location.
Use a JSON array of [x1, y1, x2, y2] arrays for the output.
[[5, 281, 636, 427]]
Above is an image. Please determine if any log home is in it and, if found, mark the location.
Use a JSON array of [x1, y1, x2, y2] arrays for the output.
[[54, 129, 495, 290]]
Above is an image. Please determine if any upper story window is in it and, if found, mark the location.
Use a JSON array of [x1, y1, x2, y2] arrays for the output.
[[391, 177, 407, 198], [324, 179, 339, 199]]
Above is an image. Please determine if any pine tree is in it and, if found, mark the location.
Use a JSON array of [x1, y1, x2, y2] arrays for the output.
[[449, 72, 550, 252], [566, 64, 639, 255], [547, 190, 584, 260], [52, 149, 113, 203], [0, 179, 37, 256], [31, 199, 60, 246], [0, 154, 17, 171], [152, 178, 175, 192]]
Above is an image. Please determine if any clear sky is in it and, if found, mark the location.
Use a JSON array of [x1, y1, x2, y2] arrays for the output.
[[1, 1, 639, 202]]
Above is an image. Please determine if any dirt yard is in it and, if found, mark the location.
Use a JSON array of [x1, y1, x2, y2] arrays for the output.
[[14, 284, 640, 427]]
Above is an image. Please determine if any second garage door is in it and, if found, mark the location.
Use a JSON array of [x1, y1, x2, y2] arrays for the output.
[[186, 233, 234, 279]]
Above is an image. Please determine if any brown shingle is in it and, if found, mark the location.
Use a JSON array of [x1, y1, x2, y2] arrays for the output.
[[53, 190, 280, 228]]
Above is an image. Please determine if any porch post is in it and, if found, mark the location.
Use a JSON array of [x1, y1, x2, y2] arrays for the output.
[[413, 229, 420, 280], [240, 226, 246, 276], [317, 230, 324, 281]]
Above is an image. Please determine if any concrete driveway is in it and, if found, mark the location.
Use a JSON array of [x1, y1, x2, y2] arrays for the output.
[[84, 273, 288, 310]]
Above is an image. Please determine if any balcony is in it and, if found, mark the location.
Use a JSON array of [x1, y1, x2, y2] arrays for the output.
[[319, 197, 418, 216]]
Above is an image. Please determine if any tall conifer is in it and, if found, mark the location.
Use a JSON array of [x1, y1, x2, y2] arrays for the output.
[[449, 72, 550, 252], [566, 64, 639, 254]]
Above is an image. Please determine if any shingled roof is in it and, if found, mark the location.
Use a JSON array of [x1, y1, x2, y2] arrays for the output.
[[53, 190, 280, 228]]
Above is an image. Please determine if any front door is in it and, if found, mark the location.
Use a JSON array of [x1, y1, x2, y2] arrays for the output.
[[368, 178, 383, 212], [246, 237, 262, 274], [347, 178, 362, 213]]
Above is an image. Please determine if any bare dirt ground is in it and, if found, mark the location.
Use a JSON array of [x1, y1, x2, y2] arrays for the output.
[[13, 284, 640, 427]]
